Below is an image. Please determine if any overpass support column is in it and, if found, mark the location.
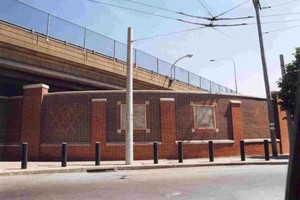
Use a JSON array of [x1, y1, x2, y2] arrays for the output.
[[21, 84, 49, 160]]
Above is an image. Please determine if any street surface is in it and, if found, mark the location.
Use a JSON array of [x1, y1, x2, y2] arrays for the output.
[[0, 165, 287, 200]]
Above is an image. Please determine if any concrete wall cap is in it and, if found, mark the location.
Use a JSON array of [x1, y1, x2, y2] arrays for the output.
[[160, 98, 175, 101], [92, 99, 107, 102], [230, 100, 241, 104], [23, 84, 49, 90]]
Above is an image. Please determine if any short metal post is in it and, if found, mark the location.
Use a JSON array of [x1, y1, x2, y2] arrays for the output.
[[21, 142, 28, 169], [188, 72, 190, 85], [199, 76, 202, 88], [134, 49, 137, 67], [83, 28, 87, 51], [156, 58, 159, 74], [178, 142, 183, 163], [61, 142, 67, 167], [264, 140, 270, 161], [153, 142, 158, 164], [240, 140, 246, 161], [209, 141, 214, 162], [95, 142, 100, 166], [46, 14, 50, 39], [113, 40, 116, 61], [209, 81, 212, 93]]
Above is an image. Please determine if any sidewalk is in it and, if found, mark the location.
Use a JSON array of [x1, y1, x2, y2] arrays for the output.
[[0, 155, 289, 176]]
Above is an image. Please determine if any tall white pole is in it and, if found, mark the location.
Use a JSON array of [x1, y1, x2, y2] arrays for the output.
[[126, 27, 134, 165]]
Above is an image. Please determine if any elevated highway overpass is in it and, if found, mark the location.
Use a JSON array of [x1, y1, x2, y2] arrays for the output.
[[0, 0, 235, 96], [0, 21, 205, 96]]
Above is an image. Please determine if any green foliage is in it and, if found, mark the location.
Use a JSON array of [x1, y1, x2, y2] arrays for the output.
[[277, 48, 300, 120]]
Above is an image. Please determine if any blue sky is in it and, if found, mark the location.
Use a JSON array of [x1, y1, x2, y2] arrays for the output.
[[1, 0, 300, 97]]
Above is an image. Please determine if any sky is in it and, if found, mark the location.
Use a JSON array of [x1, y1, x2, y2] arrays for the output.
[[1, 0, 300, 97]]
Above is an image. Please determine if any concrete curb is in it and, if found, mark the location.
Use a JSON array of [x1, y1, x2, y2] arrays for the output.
[[0, 161, 288, 176]]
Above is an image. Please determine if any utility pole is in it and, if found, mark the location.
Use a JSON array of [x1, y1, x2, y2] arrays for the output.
[[126, 27, 134, 165], [253, 0, 278, 156]]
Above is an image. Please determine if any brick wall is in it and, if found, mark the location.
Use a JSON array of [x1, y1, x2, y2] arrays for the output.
[[1, 89, 289, 161], [241, 99, 270, 139]]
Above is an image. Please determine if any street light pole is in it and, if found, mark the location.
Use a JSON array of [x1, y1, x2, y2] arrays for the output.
[[126, 27, 133, 165], [210, 58, 238, 94], [253, 0, 278, 156], [169, 54, 193, 87]]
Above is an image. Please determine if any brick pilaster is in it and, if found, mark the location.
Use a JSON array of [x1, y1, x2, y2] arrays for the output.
[[274, 96, 290, 154], [160, 98, 176, 158], [91, 99, 107, 152], [21, 84, 49, 160], [230, 100, 244, 142]]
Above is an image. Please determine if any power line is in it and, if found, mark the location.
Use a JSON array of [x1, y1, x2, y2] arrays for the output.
[[178, 19, 248, 27], [197, 0, 214, 17], [117, 0, 178, 14], [263, 24, 300, 34], [112, 0, 253, 21], [261, 12, 300, 18], [179, 12, 253, 21], [88, 0, 180, 21], [216, 0, 251, 18], [269, 0, 300, 8], [260, 18, 300, 25], [134, 27, 207, 42], [89, 0, 253, 28]]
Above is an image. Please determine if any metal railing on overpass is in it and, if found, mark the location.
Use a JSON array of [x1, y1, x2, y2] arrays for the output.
[[0, 0, 236, 94]]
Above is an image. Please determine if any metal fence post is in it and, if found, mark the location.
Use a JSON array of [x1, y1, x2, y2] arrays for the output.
[[178, 142, 183, 163], [134, 49, 137, 67], [95, 142, 100, 166], [264, 140, 270, 161], [209, 141, 214, 162], [113, 40, 116, 62], [173, 66, 176, 80], [156, 58, 159, 74], [21, 142, 28, 169], [61, 142, 67, 167], [83, 28, 87, 51], [46, 13, 51, 40], [199, 76, 202, 89], [153, 142, 158, 164], [240, 140, 246, 161]]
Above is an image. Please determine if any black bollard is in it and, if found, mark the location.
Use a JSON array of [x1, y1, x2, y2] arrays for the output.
[[209, 141, 214, 162], [61, 142, 67, 167], [95, 142, 100, 166], [178, 142, 183, 163], [264, 140, 270, 161], [153, 142, 158, 164], [240, 140, 246, 161], [21, 142, 28, 169]]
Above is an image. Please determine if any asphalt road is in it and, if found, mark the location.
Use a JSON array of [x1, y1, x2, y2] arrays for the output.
[[0, 165, 287, 200]]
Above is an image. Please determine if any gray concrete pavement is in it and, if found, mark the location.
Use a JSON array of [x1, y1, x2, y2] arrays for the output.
[[0, 156, 289, 176], [0, 165, 287, 200]]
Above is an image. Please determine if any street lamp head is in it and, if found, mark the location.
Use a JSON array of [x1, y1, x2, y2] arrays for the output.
[[210, 59, 215, 62], [187, 54, 193, 58]]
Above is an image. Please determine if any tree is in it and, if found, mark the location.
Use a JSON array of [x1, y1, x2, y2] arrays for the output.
[[277, 47, 300, 121], [277, 48, 300, 200]]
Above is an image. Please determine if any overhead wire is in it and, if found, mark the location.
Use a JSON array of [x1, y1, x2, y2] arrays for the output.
[[215, 0, 251, 18], [197, 0, 214, 17], [269, 0, 300, 8], [261, 12, 300, 18], [89, 0, 253, 27], [263, 24, 300, 34], [134, 27, 207, 42]]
